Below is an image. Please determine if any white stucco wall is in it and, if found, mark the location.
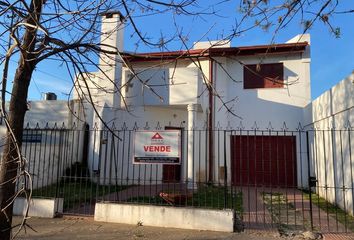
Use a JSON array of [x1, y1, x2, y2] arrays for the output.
[[25, 100, 70, 126], [121, 67, 204, 107], [305, 73, 354, 128], [0, 100, 84, 190], [0, 100, 71, 145], [214, 52, 311, 130], [95, 203, 235, 232], [120, 59, 209, 110], [13, 197, 63, 218], [305, 73, 354, 215]]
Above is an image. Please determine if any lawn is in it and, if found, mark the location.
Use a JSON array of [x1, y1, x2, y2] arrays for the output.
[[32, 180, 128, 210], [303, 191, 354, 232], [127, 185, 243, 212]]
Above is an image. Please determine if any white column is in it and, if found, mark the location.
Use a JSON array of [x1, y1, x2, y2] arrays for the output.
[[187, 104, 198, 189]]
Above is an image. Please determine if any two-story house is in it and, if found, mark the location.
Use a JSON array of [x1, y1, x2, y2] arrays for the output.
[[70, 12, 311, 189]]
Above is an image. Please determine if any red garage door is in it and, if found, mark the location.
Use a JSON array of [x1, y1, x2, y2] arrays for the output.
[[231, 135, 297, 187]]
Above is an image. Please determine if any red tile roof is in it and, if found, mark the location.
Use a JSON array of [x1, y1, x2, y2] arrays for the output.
[[122, 42, 308, 62]]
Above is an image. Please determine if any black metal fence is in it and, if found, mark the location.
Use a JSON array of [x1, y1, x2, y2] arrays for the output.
[[9, 123, 354, 233]]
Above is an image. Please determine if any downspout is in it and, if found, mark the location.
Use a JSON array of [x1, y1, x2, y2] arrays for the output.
[[208, 59, 214, 182]]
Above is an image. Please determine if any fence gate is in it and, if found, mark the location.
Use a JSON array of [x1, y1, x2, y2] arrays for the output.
[[230, 129, 354, 234]]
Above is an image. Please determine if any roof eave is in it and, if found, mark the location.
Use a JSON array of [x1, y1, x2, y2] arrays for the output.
[[122, 42, 309, 63]]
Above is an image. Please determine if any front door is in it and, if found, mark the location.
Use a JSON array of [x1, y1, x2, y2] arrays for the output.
[[162, 127, 182, 182]]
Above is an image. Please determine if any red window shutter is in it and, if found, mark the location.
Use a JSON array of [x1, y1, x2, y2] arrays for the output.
[[244, 63, 284, 89]]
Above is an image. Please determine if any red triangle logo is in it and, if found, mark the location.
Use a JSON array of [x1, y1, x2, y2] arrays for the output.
[[151, 133, 163, 140]]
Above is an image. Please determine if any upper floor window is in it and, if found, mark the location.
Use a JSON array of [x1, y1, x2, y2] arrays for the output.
[[243, 63, 284, 89]]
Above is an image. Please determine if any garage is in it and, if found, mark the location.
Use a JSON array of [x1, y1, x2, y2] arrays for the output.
[[230, 135, 297, 187]]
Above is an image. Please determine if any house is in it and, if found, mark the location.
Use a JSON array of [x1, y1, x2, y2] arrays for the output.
[[69, 12, 353, 216], [69, 11, 311, 189], [2, 12, 352, 218]]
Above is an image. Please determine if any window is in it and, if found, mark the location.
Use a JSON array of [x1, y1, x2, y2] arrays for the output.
[[243, 63, 284, 89], [22, 130, 42, 143]]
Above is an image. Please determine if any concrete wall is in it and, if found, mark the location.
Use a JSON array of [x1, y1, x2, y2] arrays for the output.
[[24, 100, 71, 126], [21, 128, 84, 189], [0, 100, 84, 189], [305, 73, 354, 128], [13, 197, 63, 218], [0, 100, 71, 139], [305, 73, 354, 215], [95, 203, 235, 232]]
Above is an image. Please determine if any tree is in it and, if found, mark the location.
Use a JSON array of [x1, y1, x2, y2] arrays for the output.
[[0, 1, 213, 238], [0, 0, 352, 239]]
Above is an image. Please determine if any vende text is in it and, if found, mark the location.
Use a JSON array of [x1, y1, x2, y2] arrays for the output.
[[144, 145, 171, 152]]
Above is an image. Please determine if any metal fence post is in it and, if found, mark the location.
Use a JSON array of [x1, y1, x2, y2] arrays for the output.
[[306, 131, 314, 230], [224, 130, 227, 208]]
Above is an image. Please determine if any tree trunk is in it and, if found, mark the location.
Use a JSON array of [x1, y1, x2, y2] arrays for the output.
[[0, 1, 43, 239], [0, 63, 34, 239]]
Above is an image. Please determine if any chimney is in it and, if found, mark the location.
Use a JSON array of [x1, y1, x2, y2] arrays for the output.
[[98, 11, 125, 107]]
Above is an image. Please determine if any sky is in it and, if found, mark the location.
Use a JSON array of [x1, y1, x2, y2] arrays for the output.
[[7, 1, 353, 101]]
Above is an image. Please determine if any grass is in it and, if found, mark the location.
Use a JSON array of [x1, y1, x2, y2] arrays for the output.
[[127, 185, 243, 212], [262, 192, 309, 232], [32, 180, 128, 210], [128, 196, 166, 205], [190, 185, 243, 211], [303, 191, 354, 232]]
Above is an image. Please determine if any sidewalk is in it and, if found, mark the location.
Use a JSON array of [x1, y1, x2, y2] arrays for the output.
[[13, 216, 282, 240], [13, 216, 354, 240]]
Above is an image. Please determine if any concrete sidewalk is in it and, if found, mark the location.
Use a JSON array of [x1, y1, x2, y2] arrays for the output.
[[12, 216, 354, 240], [13, 216, 281, 240]]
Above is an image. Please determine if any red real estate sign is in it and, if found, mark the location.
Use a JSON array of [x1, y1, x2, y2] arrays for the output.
[[133, 130, 181, 164]]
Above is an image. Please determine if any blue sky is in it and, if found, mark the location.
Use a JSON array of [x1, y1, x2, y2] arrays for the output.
[[11, 1, 353, 101]]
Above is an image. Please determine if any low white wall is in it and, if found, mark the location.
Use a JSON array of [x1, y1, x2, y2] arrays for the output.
[[13, 197, 63, 218], [95, 203, 235, 232]]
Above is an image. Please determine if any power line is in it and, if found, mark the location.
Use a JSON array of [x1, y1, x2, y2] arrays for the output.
[[34, 68, 72, 84], [8, 58, 72, 83]]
